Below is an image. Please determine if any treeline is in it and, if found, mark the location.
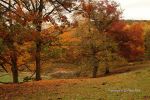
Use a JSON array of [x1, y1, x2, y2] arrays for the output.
[[0, 0, 149, 83]]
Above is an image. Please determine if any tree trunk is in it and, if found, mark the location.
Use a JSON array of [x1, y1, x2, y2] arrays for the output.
[[35, 40, 42, 80], [105, 64, 110, 75], [35, 25, 42, 81], [92, 64, 98, 78], [10, 50, 18, 83], [35, 30, 42, 81], [92, 56, 99, 78], [35, 0, 43, 81]]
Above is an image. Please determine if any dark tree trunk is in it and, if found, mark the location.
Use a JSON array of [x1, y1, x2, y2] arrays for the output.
[[10, 50, 18, 83], [35, 24, 42, 81], [92, 64, 98, 78], [105, 65, 110, 75], [35, 39, 42, 81], [35, 17, 42, 81], [92, 56, 99, 78], [35, 0, 43, 81]]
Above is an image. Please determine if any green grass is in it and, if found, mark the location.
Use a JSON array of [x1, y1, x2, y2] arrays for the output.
[[0, 66, 149, 100], [0, 73, 12, 83], [0, 72, 32, 83]]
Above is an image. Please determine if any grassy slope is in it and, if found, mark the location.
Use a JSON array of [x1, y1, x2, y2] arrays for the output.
[[0, 64, 150, 100]]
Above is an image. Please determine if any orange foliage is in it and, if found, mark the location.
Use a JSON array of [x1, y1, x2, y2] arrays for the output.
[[109, 22, 144, 61], [60, 28, 80, 43]]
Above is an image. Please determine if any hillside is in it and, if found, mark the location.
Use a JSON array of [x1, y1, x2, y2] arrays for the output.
[[0, 62, 150, 100]]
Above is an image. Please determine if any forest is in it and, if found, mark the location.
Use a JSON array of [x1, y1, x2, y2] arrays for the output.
[[0, 0, 150, 100]]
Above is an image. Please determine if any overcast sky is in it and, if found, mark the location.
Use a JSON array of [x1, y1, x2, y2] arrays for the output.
[[115, 0, 150, 20]]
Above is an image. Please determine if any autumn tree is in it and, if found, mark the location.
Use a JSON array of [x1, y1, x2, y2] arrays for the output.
[[75, 0, 121, 77], [0, 1, 20, 83], [0, 1, 30, 83], [0, 8, 9, 73], [145, 33, 150, 59], [143, 24, 150, 60], [109, 22, 144, 61], [0, 0, 78, 80]]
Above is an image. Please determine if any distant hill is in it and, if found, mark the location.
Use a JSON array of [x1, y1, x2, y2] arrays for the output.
[[123, 19, 150, 24]]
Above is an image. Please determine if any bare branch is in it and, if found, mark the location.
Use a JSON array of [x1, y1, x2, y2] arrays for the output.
[[0, 1, 26, 19], [54, 0, 72, 12], [18, 64, 33, 72], [0, 0, 17, 11], [30, 0, 36, 11], [0, 63, 8, 73], [0, 56, 12, 66]]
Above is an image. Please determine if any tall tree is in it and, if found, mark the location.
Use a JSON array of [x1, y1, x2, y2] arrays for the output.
[[0, 0, 78, 80], [0, 0, 28, 83], [76, 0, 121, 77]]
